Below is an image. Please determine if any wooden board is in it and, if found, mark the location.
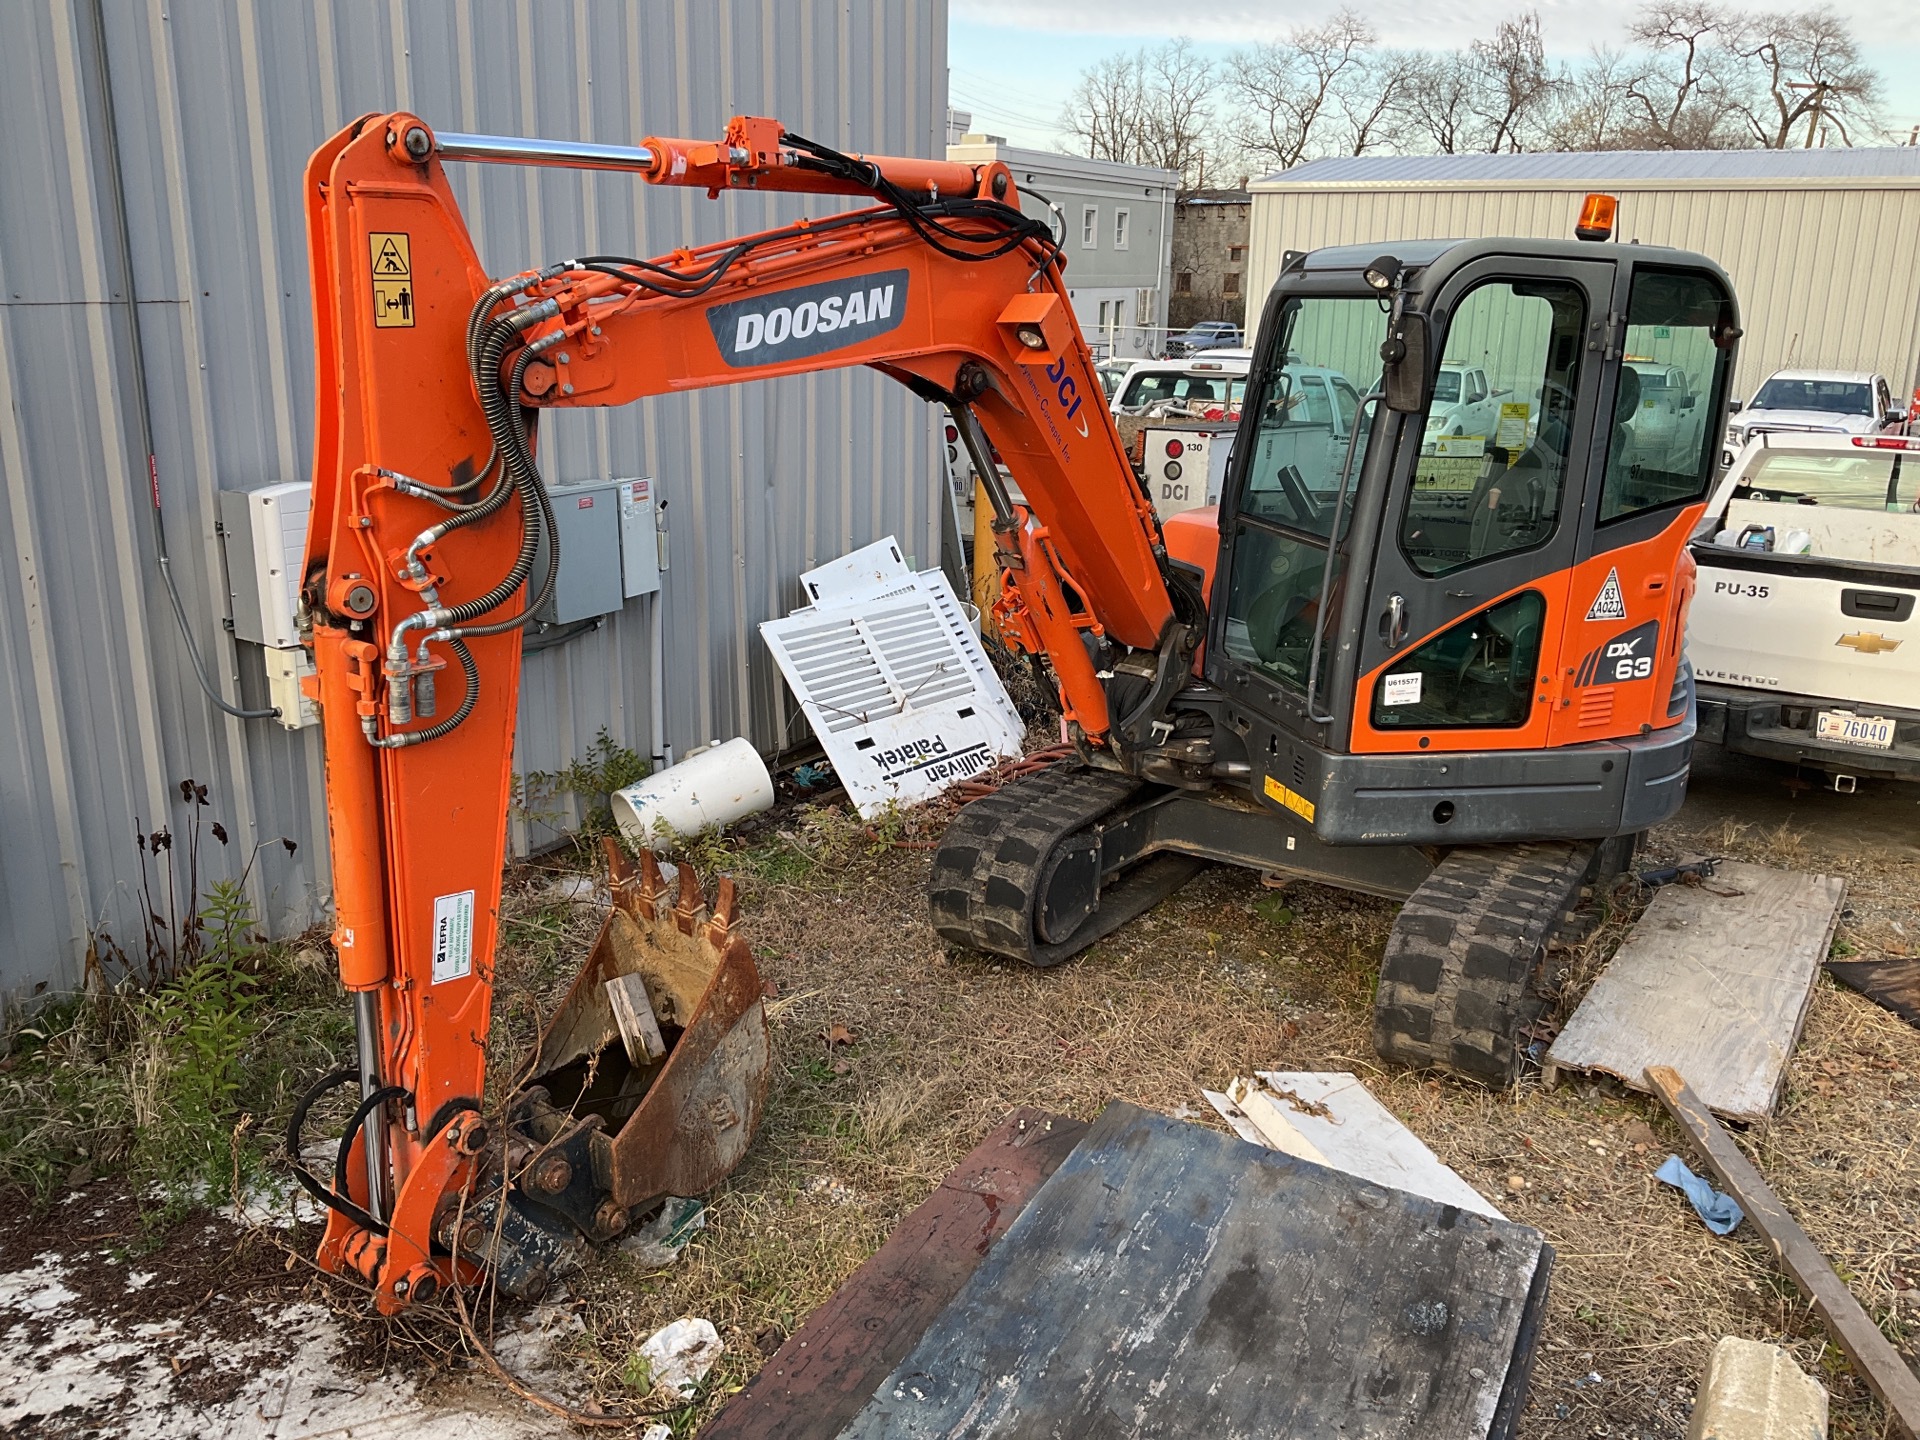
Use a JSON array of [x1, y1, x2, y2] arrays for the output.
[[1828, 958, 1920, 1029], [1646, 1067, 1920, 1440], [698, 1108, 1086, 1440], [1249, 1072, 1505, 1220], [835, 1102, 1552, 1440], [1545, 862, 1845, 1120]]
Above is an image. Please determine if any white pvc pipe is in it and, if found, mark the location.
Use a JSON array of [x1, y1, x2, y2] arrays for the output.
[[611, 738, 774, 842]]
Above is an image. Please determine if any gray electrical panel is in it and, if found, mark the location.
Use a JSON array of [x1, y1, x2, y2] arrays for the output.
[[532, 480, 625, 624], [616, 477, 662, 598]]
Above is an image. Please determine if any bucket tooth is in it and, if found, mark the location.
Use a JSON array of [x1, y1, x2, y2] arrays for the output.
[[675, 861, 707, 935]]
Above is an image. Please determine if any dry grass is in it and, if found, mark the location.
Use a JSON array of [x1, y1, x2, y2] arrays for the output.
[[479, 789, 1920, 1438]]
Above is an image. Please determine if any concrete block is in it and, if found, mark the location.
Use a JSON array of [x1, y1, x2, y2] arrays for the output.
[[1687, 1336, 1828, 1440]]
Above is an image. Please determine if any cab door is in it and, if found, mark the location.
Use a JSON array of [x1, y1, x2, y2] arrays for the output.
[[1349, 258, 1617, 755]]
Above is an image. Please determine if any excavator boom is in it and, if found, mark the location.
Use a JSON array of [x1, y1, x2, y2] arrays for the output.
[[298, 111, 1183, 1309]]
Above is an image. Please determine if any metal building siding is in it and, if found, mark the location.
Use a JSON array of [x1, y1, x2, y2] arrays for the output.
[[1247, 177, 1920, 397], [0, 0, 946, 996]]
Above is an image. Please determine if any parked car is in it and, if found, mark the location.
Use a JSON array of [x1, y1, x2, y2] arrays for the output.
[[1687, 431, 1920, 787], [1624, 359, 1710, 473], [1161, 320, 1243, 358], [1722, 369, 1907, 466], [1094, 359, 1134, 400], [1422, 363, 1499, 444]]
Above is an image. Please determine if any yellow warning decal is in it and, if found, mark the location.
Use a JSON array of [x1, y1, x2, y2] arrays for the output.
[[1263, 774, 1315, 823], [369, 231, 414, 328]]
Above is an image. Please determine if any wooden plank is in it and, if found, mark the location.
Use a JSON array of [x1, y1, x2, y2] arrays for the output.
[[1251, 1072, 1506, 1221], [698, 1108, 1086, 1440], [1645, 1066, 1920, 1440], [1546, 862, 1846, 1120], [1827, 958, 1920, 1029], [1198, 1087, 1271, 1148], [1227, 1076, 1331, 1162], [604, 971, 667, 1064], [836, 1102, 1550, 1440]]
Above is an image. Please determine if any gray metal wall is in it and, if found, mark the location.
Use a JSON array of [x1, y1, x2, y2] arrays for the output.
[[1247, 173, 1920, 401], [0, 0, 947, 997]]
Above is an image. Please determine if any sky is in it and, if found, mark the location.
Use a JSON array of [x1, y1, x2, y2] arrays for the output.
[[948, 0, 1920, 160]]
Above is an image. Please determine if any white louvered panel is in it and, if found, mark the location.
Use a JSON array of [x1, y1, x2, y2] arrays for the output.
[[760, 566, 1026, 817]]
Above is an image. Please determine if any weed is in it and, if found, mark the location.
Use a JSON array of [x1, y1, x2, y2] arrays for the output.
[[517, 727, 650, 837], [1254, 896, 1295, 928]]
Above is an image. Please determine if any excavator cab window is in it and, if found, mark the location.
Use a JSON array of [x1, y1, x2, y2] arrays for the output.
[[1597, 268, 1733, 521], [1399, 278, 1588, 577], [1220, 296, 1388, 697]]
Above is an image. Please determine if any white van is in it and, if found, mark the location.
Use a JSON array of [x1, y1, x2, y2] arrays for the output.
[[1688, 432, 1920, 786]]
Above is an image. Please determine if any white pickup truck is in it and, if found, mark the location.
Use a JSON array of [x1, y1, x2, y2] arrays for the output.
[[1688, 431, 1920, 787]]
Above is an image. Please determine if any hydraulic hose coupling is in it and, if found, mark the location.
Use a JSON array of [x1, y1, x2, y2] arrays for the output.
[[508, 297, 561, 333], [386, 609, 449, 724]]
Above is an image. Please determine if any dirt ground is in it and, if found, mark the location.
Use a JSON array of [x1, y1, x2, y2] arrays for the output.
[[6, 742, 1916, 1438]]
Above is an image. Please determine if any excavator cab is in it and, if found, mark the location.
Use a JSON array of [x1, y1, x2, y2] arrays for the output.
[[1196, 239, 1738, 847]]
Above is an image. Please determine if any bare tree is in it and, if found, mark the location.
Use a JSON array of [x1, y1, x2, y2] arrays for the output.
[[1401, 51, 1477, 155], [1060, 39, 1219, 185], [1466, 12, 1557, 152], [1620, 3, 1746, 147], [1332, 50, 1422, 156], [1223, 11, 1377, 171], [1542, 47, 1639, 151], [1724, 7, 1880, 147]]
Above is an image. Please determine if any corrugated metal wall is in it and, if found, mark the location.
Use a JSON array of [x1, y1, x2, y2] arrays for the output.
[[0, 0, 947, 997], [1247, 181, 1920, 399]]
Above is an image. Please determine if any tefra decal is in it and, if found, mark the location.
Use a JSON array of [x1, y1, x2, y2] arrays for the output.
[[706, 268, 909, 368]]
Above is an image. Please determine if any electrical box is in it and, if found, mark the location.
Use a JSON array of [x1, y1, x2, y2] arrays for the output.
[[617, 477, 662, 598], [532, 479, 626, 624], [263, 646, 320, 730], [219, 481, 310, 649]]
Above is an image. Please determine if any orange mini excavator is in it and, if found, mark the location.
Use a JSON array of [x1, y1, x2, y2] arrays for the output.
[[297, 118, 1737, 1308]]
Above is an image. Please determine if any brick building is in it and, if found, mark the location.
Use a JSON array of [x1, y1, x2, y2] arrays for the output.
[[1168, 188, 1253, 333]]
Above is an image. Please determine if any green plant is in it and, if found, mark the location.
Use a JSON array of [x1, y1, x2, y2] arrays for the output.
[[128, 879, 265, 1207], [517, 727, 650, 836]]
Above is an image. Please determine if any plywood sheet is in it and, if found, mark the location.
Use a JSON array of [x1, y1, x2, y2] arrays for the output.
[[1250, 1072, 1506, 1220], [700, 1109, 1086, 1440], [1546, 862, 1845, 1121], [835, 1103, 1550, 1440]]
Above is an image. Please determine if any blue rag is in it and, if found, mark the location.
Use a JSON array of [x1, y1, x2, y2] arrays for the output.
[[1655, 1154, 1744, 1235]]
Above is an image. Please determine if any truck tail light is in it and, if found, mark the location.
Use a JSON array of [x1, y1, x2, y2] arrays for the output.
[[1851, 435, 1920, 450], [1165, 439, 1184, 459]]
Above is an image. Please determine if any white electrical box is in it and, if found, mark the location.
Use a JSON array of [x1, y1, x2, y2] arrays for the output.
[[219, 481, 311, 649], [617, 477, 662, 598], [264, 646, 320, 730]]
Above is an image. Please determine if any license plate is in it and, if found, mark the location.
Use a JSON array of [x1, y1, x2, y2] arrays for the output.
[[1815, 710, 1896, 749]]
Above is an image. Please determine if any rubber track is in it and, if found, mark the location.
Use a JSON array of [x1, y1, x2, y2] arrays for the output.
[[1372, 840, 1595, 1085], [928, 766, 1205, 967]]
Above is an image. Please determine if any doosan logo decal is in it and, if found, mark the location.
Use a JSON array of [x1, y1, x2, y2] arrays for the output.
[[706, 269, 909, 368]]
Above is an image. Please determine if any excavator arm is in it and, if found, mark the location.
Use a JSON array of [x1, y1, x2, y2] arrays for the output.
[[297, 112, 1188, 1309]]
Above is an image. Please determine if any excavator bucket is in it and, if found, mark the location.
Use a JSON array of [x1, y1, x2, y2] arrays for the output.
[[465, 840, 769, 1295]]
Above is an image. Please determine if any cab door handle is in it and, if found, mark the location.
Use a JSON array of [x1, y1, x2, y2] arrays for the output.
[[1381, 593, 1409, 648]]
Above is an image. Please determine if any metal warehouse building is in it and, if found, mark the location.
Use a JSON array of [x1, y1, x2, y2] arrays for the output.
[[1248, 148, 1920, 401], [0, 0, 947, 996]]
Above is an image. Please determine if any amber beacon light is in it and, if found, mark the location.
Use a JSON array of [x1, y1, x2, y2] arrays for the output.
[[1574, 193, 1618, 242]]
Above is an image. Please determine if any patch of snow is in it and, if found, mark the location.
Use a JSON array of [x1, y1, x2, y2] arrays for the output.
[[0, 1253, 570, 1438]]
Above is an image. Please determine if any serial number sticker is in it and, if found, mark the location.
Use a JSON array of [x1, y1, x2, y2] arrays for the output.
[[1263, 774, 1316, 823], [1382, 671, 1423, 706], [1814, 710, 1896, 750], [431, 889, 476, 984]]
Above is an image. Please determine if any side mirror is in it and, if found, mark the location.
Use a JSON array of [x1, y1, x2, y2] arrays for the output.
[[1887, 409, 1908, 427], [1379, 312, 1431, 415], [1680, 395, 1696, 411], [1728, 399, 1743, 413]]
